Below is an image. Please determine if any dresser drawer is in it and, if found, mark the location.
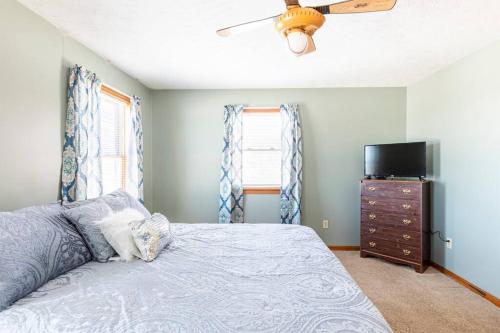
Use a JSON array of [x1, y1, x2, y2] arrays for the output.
[[361, 196, 420, 216], [361, 236, 421, 262], [361, 210, 421, 231], [361, 224, 420, 246], [361, 181, 421, 200]]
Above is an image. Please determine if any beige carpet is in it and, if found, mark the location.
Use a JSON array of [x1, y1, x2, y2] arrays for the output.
[[334, 251, 500, 333]]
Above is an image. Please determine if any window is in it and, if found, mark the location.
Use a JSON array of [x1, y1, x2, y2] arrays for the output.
[[100, 85, 131, 195], [242, 108, 281, 194]]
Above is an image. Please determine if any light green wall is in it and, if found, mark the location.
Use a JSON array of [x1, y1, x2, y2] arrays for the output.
[[152, 88, 407, 245], [407, 41, 500, 298], [5, 0, 496, 300], [0, 0, 153, 210]]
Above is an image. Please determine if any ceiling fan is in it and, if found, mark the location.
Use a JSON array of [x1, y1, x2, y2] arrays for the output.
[[216, 0, 397, 56]]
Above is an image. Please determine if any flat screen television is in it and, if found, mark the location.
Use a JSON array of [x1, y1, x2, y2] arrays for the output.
[[364, 142, 426, 178]]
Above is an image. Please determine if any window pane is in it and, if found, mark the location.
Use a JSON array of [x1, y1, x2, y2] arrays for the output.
[[100, 90, 128, 195], [242, 150, 281, 187], [101, 95, 125, 156], [242, 112, 281, 150], [102, 157, 123, 195]]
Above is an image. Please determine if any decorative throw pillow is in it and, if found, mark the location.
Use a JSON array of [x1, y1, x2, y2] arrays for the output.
[[63, 190, 152, 262], [97, 208, 145, 261], [63, 200, 116, 262], [130, 213, 173, 262], [100, 190, 151, 218], [0, 204, 91, 311]]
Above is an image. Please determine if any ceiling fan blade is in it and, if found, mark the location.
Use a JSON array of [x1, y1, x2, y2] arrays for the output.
[[216, 15, 279, 37], [284, 0, 300, 7], [313, 0, 397, 15]]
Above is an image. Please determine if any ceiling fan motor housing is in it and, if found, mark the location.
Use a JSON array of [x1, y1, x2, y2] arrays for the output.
[[275, 7, 325, 37]]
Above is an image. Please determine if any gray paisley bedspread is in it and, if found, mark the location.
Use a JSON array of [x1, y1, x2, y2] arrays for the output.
[[0, 224, 392, 333]]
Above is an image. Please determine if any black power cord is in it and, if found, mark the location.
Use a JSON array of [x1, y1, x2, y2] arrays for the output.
[[429, 230, 449, 243]]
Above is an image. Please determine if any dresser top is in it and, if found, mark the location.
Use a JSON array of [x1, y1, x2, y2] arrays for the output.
[[360, 179, 430, 184]]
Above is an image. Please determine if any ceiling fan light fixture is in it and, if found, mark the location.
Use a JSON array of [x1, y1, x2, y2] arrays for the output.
[[275, 7, 325, 56], [286, 29, 309, 55]]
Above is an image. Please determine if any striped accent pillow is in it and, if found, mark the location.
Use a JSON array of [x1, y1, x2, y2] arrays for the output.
[[129, 213, 173, 262]]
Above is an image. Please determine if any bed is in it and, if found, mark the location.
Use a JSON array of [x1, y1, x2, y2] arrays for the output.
[[0, 223, 392, 333]]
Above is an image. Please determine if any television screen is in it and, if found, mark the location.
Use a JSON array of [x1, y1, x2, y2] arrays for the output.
[[364, 142, 426, 178]]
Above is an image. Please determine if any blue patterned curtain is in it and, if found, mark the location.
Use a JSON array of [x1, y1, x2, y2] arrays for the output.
[[280, 104, 303, 224], [219, 105, 244, 224], [126, 96, 145, 203], [61, 65, 103, 203]]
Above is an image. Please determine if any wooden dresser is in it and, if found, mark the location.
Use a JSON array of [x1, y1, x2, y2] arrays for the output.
[[360, 179, 430, 273]]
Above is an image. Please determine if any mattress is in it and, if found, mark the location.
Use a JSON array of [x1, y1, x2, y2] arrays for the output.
[[0, 223, 392, 333]]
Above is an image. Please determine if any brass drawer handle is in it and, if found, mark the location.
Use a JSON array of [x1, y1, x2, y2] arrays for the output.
[[402, 234, 411, 240], [368, 200, 376, 205], [369, 213, 377, 220], [402, 219, 412, 225], [403, 249, 411, 256], [368, 186, 376, 191], [402, 204, 412, 209], [402, 189, 412, 194], [369, 228, 376, 234], [369, 241, 376, 248]]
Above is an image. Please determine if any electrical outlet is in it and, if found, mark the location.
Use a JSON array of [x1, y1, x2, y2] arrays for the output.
[[446, 238, 452, 249], [322, 220, 329, 229]]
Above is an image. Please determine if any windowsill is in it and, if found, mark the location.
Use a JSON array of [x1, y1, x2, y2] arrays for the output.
[[243, 187, 280, 195]]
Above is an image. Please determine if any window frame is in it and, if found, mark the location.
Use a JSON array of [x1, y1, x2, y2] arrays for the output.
[[100, 84, 131, 193], [242, 107, 281, 195]]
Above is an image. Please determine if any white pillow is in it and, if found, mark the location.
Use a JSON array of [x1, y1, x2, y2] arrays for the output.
[[97, 208, 145, 261]]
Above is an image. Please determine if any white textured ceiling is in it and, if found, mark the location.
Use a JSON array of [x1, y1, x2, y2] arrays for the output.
[[17, 0, 500, 89]]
